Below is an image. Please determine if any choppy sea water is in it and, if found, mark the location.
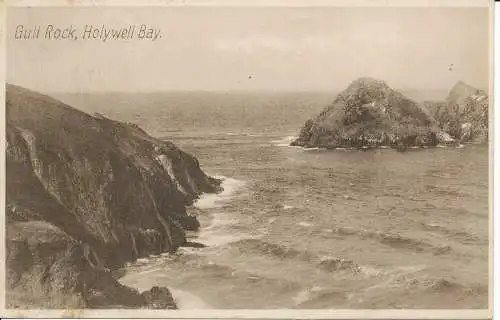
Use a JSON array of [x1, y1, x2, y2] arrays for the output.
[[59, 92, 489, 309]]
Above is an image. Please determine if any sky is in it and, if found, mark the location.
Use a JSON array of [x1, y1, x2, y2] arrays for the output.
[[7, 6, 490, 93]]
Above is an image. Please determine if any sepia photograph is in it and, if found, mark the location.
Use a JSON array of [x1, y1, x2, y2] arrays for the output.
[[3, 1, 493, 316]]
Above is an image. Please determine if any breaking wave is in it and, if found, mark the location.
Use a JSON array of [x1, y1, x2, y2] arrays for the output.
[[194, 175, 246, 209], [322, 227, 455, 255]]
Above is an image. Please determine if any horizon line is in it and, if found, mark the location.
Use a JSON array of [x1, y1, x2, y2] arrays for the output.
[[8, 82, 489, 96], [37, 88, 456, 94]]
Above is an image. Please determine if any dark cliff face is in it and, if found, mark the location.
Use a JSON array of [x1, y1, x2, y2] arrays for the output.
[[5, 84, 221, 308], [425, 81, 488, 143], [291, 78, 440, 149]]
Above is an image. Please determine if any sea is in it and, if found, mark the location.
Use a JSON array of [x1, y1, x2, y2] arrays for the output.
[[57, 91, 489, 309]]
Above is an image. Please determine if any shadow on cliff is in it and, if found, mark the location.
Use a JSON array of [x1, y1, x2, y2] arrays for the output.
[[5, 84, 222, 309]]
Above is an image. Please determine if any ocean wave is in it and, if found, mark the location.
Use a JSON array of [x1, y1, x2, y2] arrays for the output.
[[202, 212, 239, 231], [293, 286, 323, 305], [271, 136, 298, 147], [379, 274, 471, 295], [194, 175, 246, 209], [197, 232, 255, 247], [194, 211, 257, 247], [325, 226, 358, 236], [303, 147, 322, 151], [298, 221, 314, 227], [421, 222, 484, 244], [192, 175, 259, 248], [324, 227, 454, 255], [177, 246, 206, 255], [226, 239, 313, 261], [318, 257, 362, 274], [366, 231, 454, 255], [294, 287, 349, 308], [195, 262, 241, 279], [225, 239, 369, 277], [169, 288, 212, 309], [135, 257, 152, 264], [425, 278, 463, 292]]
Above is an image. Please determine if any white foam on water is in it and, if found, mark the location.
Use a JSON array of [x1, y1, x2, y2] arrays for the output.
[[193, 175, 259, 247], [271, 135, 298, 147], [118, 267, 167, 291], [196, 232, 247, 247], [304, 147, 320, 151], [194, 175, 245, 210], [283, 205, 294, 210], [177, 247, 205, 255], [427, 222, 443, 228], [196, 211, 257, 247], [298, 221, 314, 227], [202, 212, 239, 232], [293, 288, 312, 305], [169, 288, 212, 309], [135, 267, 164, 276], [395, 264, 427, 273], [293, 286, 322, 305], [360, 266, 386, 278]]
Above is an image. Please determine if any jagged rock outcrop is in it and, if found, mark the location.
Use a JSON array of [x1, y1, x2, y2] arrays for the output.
[[6, 84, 222, 309], [425, 81, 488, 143], [291, 78, 442, 149]]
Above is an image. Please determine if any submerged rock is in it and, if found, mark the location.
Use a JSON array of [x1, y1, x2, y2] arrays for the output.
[[318, 257, 361, 274], [5, 84, 221, 308], [141, 286, 178, 309]]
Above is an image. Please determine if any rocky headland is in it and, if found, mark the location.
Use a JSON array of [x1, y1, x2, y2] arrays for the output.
[[424, 80, 489, 144], [291, 78, 488, 149], [6, 84, 222, 309]]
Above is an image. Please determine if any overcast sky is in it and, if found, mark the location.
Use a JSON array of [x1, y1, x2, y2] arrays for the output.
[[7, 6, 490, 92]]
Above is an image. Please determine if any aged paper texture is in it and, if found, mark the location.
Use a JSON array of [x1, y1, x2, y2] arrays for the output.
[[1, 0, 494, 318]]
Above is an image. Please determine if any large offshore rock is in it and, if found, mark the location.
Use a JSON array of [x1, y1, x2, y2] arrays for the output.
[[291, 77, 440, 149]]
